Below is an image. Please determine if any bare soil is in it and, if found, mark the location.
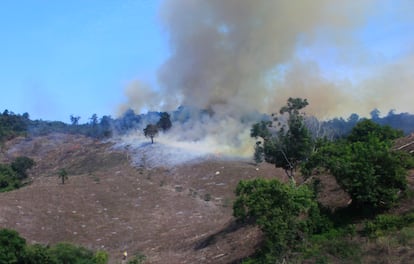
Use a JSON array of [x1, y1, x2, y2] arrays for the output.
[[1, 133, 414, 263], [0, 134, 282, 263]]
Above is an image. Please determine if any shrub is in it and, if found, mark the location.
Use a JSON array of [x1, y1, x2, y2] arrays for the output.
[[11, 156, 35, 180], [364, 212, 414, 238], [0, 228, 26, 263], [233, 178, 323, 261], [23, 244, 56, 264], [127, 252, 146, 264], [0, 164, 20, 192], [204, 193, 211, 201], [48, 242, 95, 264], [94, 250, 109, 264], [301, 227, 361, 263]]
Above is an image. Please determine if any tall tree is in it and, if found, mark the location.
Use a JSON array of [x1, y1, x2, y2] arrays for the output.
[[157, 112, 172, 132], [251, 98, 313, 184], [143, 124, 158, 144], [89, 114, 98, 126], [70, 115, 80, 125]]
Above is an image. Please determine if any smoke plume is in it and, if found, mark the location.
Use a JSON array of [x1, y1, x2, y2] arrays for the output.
[[156, 0, 374, 117], [120, 0, 414, 161]]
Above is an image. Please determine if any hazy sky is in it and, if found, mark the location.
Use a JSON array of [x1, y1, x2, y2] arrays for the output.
[[1, 0, 414, 122]]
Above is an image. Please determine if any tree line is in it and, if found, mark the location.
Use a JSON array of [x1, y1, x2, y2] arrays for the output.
[[1, 105, 414, 144]]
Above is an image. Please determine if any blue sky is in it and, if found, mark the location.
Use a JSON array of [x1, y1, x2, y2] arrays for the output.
[[1, 0, 414, 123], [0, 0, 165, 122]]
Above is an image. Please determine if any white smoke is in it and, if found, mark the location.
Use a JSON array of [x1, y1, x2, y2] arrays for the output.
[[114, 117, 255, 168], [118, 0, 414, 164]]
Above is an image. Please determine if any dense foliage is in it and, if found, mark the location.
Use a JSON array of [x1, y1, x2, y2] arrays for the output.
[[0, 228, 26, 263], [157, 112, 172, 132], [11, 156, 35, 180], [303, 120, 408, 211], [233, 178, 327, 262], [0, 156, 35, 192], [0, 228, 108, 264], [251, 98, 313, 183], [0, 110, 29, 142], [242, 100, 414, 262]]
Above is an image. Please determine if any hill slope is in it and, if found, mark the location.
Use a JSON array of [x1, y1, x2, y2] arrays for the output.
[[0, 134, 283, 263]]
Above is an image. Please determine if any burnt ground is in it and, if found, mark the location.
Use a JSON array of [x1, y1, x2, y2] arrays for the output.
[[1, 133, 413, 263], [0, 134, 283, 264]]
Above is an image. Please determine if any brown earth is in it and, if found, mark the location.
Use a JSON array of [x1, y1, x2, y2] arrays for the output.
[[1, 133, 414, 263], [394, 133, 414, 154], [0, 134, 285, 264]]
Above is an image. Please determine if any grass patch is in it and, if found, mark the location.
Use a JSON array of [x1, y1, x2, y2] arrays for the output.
[[397, 227, 414, 246], [364, 212, 414, 238], [300, 226, 361, 263]]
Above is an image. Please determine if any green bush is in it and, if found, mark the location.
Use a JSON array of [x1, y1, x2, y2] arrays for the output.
[[48, 242, 95, 264], [233, 178, 323, 261], [0, 228, 109, 264], [398, 227, 414, 246], [364, 212, 414, 238], [0, 164, 20, 192], [0, 228, 26, 263], [11, 156, 35, 180], [23, 244, 57, 264], [0, 157, 35, 192], [300, 226, 361, 263], [127, 252, 146, 264], [93, 250, 109, 264]]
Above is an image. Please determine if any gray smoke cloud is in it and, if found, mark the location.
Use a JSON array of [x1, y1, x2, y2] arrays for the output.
[[122, 0, 410, 119], [120, 0, 414, 160], [155, 0, 376, 117]]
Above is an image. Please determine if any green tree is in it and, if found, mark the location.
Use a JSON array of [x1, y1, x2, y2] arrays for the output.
[[253, 141, 264, 164], [0, 164, 20, 192], [0, 110, 28, 142], [58, 168, 68, 184], [0, 228, 26, 263], [143, 124, 158, 144], [48, 242, 95, 264], [23, 244, 57, 264], [251, 98, 312, 184], [347, 119, 403, 143], [99, 115, 113, 138], [233, 178, 322, 262], [157, 112, 172, 132], [250, 120, 272, 140], [11, 156, 35, 180], [303, 121, 408, 211], [89, 114, 98, 126], [70, 115, 81, 125]]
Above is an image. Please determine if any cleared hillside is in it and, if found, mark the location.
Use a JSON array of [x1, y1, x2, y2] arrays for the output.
[[1, 133, 414, 263], [0, 133, 283, 263]]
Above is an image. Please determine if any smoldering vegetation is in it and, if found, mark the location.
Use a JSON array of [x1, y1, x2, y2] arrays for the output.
[[112, 0, 414, 166], [2, 106, 414, 168]]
